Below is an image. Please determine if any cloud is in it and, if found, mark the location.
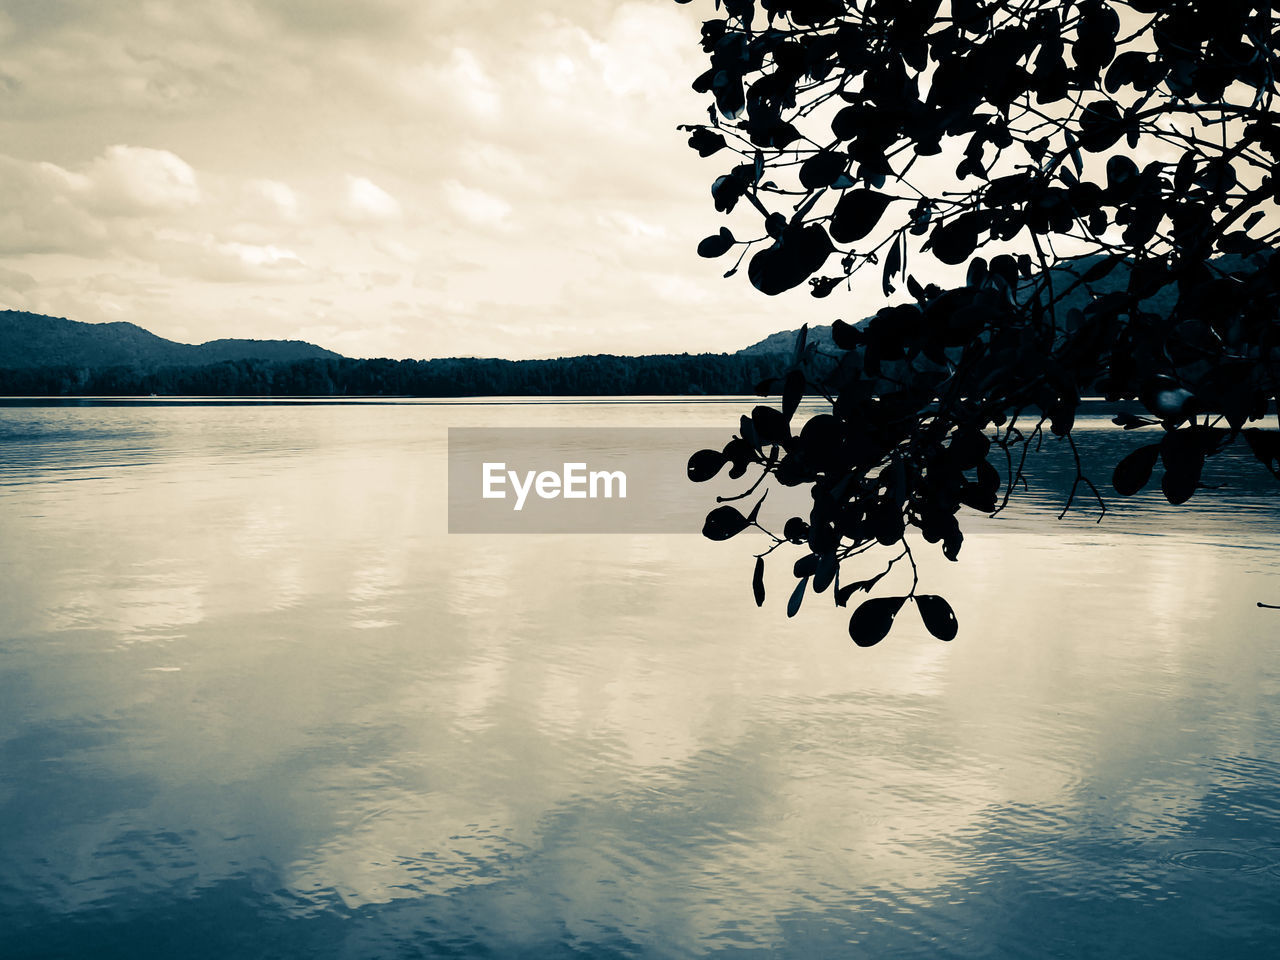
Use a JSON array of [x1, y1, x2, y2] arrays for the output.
[[372, 236, 421, 264], [342, 175, 402, 223], [0, 155, 109, 256], [218, 241, 306, 272], [648, 272, 710, 305], [532, 50, 579, 96], [589, 4, 693, 100], [442, 180, 511, 228], [0, 144, 207, 259], [245, 179, 300, 221], [0, 264, 36, 292], [439, 48, 501, 118], [257, 0, 423, 39], [154, 234, 312, 284], [599, 210, 667, 241], [81, 144, 202, 214], [456, 141, 541, 191], [0, 263, 39, 311]]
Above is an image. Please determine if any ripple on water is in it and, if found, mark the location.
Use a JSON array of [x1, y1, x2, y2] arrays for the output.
[[1166, 848, 1270, 873]]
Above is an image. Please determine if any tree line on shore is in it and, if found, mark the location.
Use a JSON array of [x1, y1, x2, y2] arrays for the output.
[[0, 351, 818, 397]]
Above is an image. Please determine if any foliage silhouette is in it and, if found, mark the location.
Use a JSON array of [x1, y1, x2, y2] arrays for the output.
[[680, 0, 1280, 644]]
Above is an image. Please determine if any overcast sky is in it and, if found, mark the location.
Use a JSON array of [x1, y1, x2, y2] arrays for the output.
[[0, 0, 858, 359]]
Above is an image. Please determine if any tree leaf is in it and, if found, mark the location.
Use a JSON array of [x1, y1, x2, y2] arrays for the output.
[[687, 448, 727, 482], [1082, 254, 1122, 283], [966, 256, 988, 288], [943, 528, 963, 562], [849, 596, 906, 647], [1159, 429, 1205, 505], [793, 323, 809, 364], [782, 369, 805, 420], [752, 404, 790, 444], [697, 227, 735, 258], [711, 173, 747, 213], [928, 213, 980, 265], [702, 505, 750, 541], [915, 594, 958, 641], [829, 190, 893, 244], [882, 234, 902, 296], [784, 516, 809, 542], [787, 576, 808, 618], [831, 318, 860, 350], [752, 556, 765, 607], [813, 551, 837, 594], [1111, 443, 1159, 496], [1244, 429, 1280, 471], [799, 150, 847, 190], [793, 554, 818, 578], [748, 225, 834, 295], [686, 127, 726, 156]]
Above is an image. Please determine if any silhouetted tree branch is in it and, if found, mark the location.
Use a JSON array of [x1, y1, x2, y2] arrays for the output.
[[680, 0, 1280, 645]]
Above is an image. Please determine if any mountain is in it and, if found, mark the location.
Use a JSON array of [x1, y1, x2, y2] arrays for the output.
[[737, 324, 837, 356], [0, 311, 342, 369]]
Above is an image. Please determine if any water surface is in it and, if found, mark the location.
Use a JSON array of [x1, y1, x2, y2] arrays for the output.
[[1, 399, 1279, 958]]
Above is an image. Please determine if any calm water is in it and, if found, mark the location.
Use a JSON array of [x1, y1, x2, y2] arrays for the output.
[[1, 399, 1279, 959]]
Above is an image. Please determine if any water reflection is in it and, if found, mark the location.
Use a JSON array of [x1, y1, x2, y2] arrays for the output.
[[1, 400, 1278, 958]]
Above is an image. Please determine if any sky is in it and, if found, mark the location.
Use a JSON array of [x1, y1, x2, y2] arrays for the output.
[[0, 0, 855, 360]]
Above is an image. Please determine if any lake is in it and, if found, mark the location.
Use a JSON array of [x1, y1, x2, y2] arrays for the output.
[[2, 398, 1279, 958]]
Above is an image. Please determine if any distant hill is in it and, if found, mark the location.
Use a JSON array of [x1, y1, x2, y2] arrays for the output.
[[0, 310, 342, 369], [737, 324, 838, 357]]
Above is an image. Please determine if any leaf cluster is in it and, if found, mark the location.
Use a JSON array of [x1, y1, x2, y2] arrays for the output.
[[679, 0, 1280, 644]]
